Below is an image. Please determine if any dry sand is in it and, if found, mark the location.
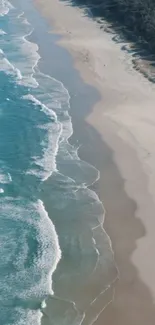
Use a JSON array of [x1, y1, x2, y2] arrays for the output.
[[34, 0, 155, 323]]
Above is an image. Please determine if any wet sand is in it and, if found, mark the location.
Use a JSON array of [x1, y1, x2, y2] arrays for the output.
[[34, 0, 155, 324]]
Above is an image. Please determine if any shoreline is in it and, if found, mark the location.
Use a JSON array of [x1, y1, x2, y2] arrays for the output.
[[32, 0, 155, 324]]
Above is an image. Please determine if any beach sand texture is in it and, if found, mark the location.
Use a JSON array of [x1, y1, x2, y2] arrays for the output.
[[34, 0, 155, 323]]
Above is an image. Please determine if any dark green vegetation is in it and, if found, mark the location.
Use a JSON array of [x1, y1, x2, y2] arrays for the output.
[[67, 0, 155, 52]]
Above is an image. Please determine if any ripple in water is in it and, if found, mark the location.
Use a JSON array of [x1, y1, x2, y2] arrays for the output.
[[0, 1, 117, 325]]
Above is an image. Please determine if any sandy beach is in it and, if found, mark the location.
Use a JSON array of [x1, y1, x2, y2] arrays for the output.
[[34, 0, 155, 324]]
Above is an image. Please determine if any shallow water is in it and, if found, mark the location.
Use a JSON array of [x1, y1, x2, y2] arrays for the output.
[[0, 1, 117, 324]]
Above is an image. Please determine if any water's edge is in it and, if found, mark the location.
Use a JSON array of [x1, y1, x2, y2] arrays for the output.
[[32, 1, 155, 325], [0, 0, 118, 324]]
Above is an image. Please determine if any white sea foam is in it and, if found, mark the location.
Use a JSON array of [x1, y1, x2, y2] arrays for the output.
[[0, 197, 61, 325], [17, 11, 30, 25], [34, 63, 115, 325], [37, 127, 61, 180], [37, 70, 71, 108], [0, 188, 4, 193], [18, 29, 40, 88], [0, 24, 39, 87], [41, 299, 47, 309], [0, 29, 6, 35], [0, 0, 13, 16], [0, 53, 22, 80], [23, 18, 30, 26], [22, 94, 62, 180], [6, 25, 40, 88], [22, 94, 57, 121], [0, 5, 117, 325], [0, 172, 12, 184], [0, 8, 65, 181], [35, 199, 61, 293], [15, 309, 43, 325], [17, 11, 24, 19], [11, 199, 61, 295], [0, 3, 110, 325], [34, 71, 74, 165], [38, 71, 74, 144], [0, 42, 37, 86]]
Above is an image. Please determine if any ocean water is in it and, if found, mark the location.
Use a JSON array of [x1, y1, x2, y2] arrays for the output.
[[0, 1, 117, 324]]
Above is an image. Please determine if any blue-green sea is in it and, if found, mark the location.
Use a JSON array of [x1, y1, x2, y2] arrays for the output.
[[0, 1, 116, 324]]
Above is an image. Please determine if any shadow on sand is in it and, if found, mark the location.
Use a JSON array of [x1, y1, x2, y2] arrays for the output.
[[61, 0, 155, 83]]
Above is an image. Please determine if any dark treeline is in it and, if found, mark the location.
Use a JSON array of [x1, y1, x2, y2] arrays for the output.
[[68, 0, 155, 52]]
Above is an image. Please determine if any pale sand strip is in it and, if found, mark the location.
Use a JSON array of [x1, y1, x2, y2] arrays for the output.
[[34, 0, 155, 323]]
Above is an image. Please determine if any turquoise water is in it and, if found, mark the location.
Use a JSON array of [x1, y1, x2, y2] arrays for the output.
[[0, 1, 117, 324]]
